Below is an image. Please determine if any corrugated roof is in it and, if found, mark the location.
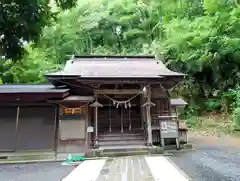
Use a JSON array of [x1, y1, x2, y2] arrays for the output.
[[46, 56, 184, 78], [0, 84, 69, 94]]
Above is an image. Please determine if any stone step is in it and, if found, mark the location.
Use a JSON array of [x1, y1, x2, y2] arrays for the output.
[[99, 145, 150, 152], [91, 146, 164, 157], [98, 118, 141, 121], [99, 125, 142, 128], [99, 140, 146, 146], [99, 132, 144, 137], [102, 150, 149, 157], [99, 136, 145, 141], [0, 151, 55, 163]]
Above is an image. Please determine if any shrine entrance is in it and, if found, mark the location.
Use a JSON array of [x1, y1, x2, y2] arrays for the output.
[[98, 93, 142, 133]]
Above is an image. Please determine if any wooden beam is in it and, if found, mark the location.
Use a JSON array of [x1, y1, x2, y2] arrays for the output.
[[77, 78, 164, 84], [95, 89, 143, 94]]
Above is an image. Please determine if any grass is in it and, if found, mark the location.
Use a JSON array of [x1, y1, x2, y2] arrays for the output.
[[186, 113, 240, 137]]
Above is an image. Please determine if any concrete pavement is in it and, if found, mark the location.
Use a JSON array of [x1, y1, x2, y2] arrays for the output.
[[1, 141, 240, 181], [0, 162, 73, 181], [63, 156, 190, 181]]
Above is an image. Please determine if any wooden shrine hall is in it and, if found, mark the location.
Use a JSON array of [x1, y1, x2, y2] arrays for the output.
[[46, 55, 186, 151], [0, 55, 187, 158]]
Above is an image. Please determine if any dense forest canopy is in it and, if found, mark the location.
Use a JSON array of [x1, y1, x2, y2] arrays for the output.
[[0, 0, 77, 60], [1, 0, 240, 118]]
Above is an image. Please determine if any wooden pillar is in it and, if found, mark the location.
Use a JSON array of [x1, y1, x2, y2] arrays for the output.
[[90, 93, 103, 149], [129, 107, 131, 131], [146, 85, 152, 146], [53, 105, 59, 156], [94, 106, 99, 147], [15, 106, 20, 150], [140, 85, 146, 129], [160, 119, 165, 147], [121, 106, 123, 132], [85, 104, 89, 146], [109, 100, 112, 132], [142, 84, 155, 146], [175, 107, 180, 150]]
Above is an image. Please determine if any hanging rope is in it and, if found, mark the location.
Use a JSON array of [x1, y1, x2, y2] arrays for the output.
[[56, 79, 142, 109], [101, 91, 141, 108]]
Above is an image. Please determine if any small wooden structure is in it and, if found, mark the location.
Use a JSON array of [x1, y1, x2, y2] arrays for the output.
[[0, 55, 187, 156], [171, 99, 188, 144]]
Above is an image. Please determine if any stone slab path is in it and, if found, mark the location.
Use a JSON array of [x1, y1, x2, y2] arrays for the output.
[[62, 156, 190, 181], [96, 156, 154, 181]]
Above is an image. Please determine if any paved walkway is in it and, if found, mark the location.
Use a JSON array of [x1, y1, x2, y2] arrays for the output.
[[62, 156, 190, 181], [96, 156, 154, 181]]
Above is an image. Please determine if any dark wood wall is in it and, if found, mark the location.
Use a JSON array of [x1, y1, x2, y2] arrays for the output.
[[0, 107, 17, 151], [0, 104, 56, 152]]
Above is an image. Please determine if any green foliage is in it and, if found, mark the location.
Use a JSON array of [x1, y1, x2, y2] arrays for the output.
[[1, 44, 59, 83], [204, 99, 221, 111], [228, 86, 240, 108], [0, 0, 77, 60], [158, 0, 240, 112], [232, 107, 240, 131], [1, 0, 240, 120]]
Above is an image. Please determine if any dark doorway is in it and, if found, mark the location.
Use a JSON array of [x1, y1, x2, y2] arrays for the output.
[[98, 96, 141, 133]]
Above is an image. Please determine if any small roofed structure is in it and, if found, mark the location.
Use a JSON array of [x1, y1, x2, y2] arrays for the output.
[[170, 99, 188, 107], [170, 98, 188, 144], [0, 84, 70, 153]]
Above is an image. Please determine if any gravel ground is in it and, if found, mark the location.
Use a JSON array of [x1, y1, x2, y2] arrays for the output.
[[0, 162, 73, 181], [170, 138, 240, 181]]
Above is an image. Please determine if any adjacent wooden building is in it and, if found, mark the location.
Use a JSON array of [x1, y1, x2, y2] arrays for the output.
[[0, 56, 187, 157]]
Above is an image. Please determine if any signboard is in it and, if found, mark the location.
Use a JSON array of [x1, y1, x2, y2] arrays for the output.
[[87, 126, 94, 133], [160, 121, 178, 138], [60, 106, 86, 120], [62, 107, 86, 114]]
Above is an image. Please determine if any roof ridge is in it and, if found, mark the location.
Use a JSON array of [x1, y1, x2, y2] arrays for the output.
[[0, 83, 52, 86], [74, 55, 155, 59]]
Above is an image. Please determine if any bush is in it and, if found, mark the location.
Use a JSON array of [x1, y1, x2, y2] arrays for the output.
[[232, 107, 240, 131], [186, 117, 198, 128], [204, 99, 221, 112]]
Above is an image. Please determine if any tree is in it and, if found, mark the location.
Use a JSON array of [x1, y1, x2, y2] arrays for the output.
[[0, 0, 77, 60]]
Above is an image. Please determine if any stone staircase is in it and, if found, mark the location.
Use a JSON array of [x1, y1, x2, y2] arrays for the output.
[[98, 131, 146, 147]]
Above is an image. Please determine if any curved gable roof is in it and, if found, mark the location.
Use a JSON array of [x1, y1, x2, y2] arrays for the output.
[[46, 55, 184, 78]]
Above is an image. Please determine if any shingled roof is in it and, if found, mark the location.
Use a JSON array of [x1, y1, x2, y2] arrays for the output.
[[46, 56, 184, 78], [0, 84, 69, 94]]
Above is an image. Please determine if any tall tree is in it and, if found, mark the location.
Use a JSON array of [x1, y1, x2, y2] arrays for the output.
[[0, 0, 77, 60]]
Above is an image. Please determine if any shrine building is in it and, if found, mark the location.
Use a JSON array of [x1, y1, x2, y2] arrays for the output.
[[0, 55, 188, 159]]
